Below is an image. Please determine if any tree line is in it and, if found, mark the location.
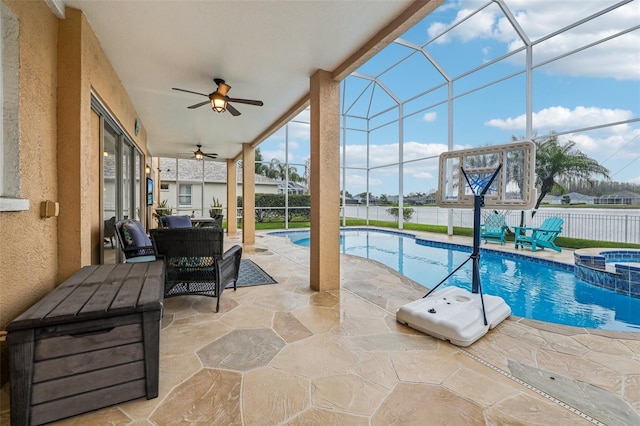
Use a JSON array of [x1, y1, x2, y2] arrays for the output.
[[254, 148, 308, 187], [251, 133, 626, 224]]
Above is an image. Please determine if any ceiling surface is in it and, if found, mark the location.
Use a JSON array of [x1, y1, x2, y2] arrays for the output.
[[62, 0, 426, 161]]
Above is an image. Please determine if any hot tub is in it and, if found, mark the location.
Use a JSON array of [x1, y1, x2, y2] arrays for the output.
[[574, 249, 640, 298]]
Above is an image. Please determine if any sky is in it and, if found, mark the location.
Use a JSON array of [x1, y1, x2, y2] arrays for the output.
[[258, 0, 640, 197]]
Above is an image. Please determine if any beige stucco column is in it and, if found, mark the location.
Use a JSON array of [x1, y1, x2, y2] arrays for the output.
[[226, 159, 237, 236], [242, 144, 255, 245], [309, 69, 340, 291]]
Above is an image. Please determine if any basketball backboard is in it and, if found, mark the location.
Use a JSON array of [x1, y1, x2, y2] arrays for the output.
[[436, 141, 536, 209]]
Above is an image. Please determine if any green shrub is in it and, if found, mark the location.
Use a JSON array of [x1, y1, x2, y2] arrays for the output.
[[237, 194, 311, 222], [386, 204, 415, 221]]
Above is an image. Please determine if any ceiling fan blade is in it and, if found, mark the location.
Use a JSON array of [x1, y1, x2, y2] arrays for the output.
[[187, 100, 210, 109], [172, 87, 209, 97], [204, 153, 218, 159], [228, 98, 264, 106], [226, 103, 241, 116]]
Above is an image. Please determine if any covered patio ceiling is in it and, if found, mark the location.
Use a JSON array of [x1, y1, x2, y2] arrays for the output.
[[61, 0, 441, 161]]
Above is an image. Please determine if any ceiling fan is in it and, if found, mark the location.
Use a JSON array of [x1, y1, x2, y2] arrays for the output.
[[172, 78, 264, 116], [192, 144, 217, 160]]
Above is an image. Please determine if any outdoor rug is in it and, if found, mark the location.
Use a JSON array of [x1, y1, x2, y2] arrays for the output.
[[232, 259, 278, 288]]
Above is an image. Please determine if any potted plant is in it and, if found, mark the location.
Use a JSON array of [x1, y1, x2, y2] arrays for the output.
[[153, 199, 173, 227], [209, 196, 223, 219]]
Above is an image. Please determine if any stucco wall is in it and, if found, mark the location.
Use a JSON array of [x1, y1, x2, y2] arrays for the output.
[[0, 0, 59, 383], [0, 0, 59, 333], [57, 7, 149, 281], [0, 1, 149, 383]]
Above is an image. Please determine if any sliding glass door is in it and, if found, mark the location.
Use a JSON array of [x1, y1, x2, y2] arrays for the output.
[[94, 96, 145, 264]]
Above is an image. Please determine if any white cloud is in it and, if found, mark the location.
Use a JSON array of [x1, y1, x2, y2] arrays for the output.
[[429, 5, 507, 44], [344, 141, 465, 169], [485, 104, 640, 180], [288, 121, 310, 139], [420, 112, 438, 122], [427, 0, 639, 80], [485, 106, 633, 131], [261, 148, 297, 164], [259, 140, 305, 164], [342, 173, 383, 190], [412, 171, 434, 179], [560, 129, 640, 160], [486, 105, 639, 159]]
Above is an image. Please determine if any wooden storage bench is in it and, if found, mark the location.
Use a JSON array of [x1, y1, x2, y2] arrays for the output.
[[7, 261, 164, 426]]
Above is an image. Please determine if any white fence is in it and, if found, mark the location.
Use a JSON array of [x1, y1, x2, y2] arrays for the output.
[[342, 206, 640, 245]]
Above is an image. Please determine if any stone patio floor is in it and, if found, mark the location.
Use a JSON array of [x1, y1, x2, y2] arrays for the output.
[[1, 228, 639, 425]]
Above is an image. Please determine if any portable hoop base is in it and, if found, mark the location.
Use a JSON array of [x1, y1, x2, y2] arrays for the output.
[[396, 287, 511, 347]]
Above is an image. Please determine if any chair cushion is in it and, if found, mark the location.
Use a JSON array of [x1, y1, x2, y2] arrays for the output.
[[126, 255, 156, 263], [165, 215, 193, 228], [122, 219, 152, 248], [121, 224, 134, 247]]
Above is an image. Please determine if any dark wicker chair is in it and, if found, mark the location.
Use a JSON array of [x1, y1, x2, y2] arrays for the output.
[[163, 215, 193, 228], [104, 216, 116, 248], [198, 214, 224, 228], [150, 227, 242, 312]]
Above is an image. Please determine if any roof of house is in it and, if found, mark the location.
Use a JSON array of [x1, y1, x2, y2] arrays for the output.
[[159, 158, 280, 185], [542, 194, 562, 202], [564, 192, 595, 201], [596, 190, 640, 199]]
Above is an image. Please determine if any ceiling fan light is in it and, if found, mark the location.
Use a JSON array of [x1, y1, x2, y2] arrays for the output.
[[194, 145, 205, 160], [211, 96, 227, 113]]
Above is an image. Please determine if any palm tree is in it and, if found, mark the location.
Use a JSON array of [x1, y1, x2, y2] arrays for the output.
[[255, 148, 268, 176], [531, 134, 609, 217], [288, 167, 302, 183]]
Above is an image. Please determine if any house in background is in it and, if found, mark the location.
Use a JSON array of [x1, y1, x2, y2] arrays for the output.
[[595, 191, 640, 205], [278, 181, 308, 195], [157, 158, 280, 217], [563, 192, 595, 205]]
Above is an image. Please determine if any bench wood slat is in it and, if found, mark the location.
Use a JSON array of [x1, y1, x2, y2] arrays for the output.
[[32, 342, 144, 383], [34, 323, 142, 360], [31, 361, 145, 404], [7, 267, 99, 330], [30, 379, 147, 425]]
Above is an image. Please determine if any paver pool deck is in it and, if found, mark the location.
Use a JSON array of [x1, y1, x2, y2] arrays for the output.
[[1, 228, 638, 425]]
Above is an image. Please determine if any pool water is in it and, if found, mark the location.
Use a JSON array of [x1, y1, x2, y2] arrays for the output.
[[276, 229, 640, 332]]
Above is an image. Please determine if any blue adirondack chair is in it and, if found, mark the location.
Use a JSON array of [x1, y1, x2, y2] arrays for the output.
[[480, 213, 507, 245], [514, 217, 564, 252]]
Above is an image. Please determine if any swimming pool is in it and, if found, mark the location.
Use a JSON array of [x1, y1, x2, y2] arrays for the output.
[[271, 228, 640, 332]]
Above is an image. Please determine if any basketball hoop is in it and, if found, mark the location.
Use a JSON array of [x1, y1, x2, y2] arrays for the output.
[[437, 141, 536, 210]]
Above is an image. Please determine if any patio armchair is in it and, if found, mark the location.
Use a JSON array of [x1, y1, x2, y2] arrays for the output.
[[114, 219, 157, 263], [163, 214, 193, 228], [514, 217, 564, 252], [150, 227, 242, 312], [480, 213, 507, 245], [104, 216, 116, 248], [204, 214, 224, 228]]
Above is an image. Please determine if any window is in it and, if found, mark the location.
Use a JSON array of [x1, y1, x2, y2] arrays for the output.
[[178, 184, 192, 206], [160, 182, 169, 191]]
